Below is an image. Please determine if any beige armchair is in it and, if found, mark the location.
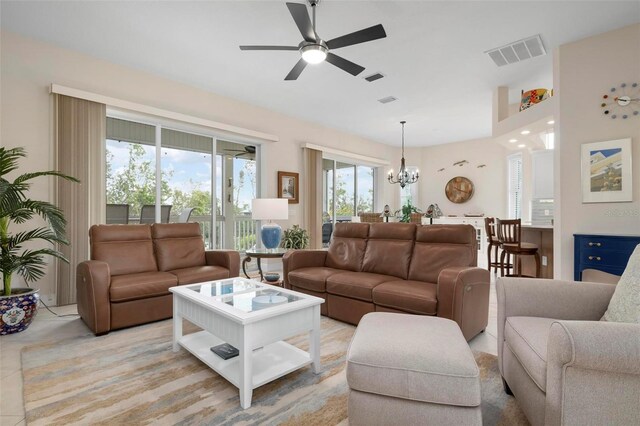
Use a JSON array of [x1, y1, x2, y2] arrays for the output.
[[497, 277, 640, 426]]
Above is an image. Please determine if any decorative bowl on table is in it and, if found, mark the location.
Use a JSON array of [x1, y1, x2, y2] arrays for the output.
[[264, 273, 281, 283]]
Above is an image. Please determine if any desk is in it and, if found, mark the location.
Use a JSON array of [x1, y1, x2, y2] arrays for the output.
[[242, 248, 287, 281]]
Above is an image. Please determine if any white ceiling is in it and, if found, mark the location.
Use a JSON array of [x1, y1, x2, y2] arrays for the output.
[[2, 1, 639, 147]]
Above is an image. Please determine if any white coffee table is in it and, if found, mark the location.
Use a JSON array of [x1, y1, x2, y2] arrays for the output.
[[170, 277, 324, 409]]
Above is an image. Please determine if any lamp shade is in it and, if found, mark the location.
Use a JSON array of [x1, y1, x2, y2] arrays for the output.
[[251, 198, 289, 221]]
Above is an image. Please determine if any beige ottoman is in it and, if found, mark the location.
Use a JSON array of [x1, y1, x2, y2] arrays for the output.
[[346, 313, 482, 425]]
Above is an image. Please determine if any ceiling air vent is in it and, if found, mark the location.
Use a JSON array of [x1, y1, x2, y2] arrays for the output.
[[485, 34, 546, 67], [365, 72, 385, 82], [378, 96, 397, 104]]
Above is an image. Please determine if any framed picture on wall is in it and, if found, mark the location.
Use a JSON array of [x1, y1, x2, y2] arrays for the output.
[[278, 171, 299, 204], [581, 138, 632, 203]]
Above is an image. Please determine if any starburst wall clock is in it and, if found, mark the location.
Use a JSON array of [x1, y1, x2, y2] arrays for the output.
[[601, 82, 640, 119]]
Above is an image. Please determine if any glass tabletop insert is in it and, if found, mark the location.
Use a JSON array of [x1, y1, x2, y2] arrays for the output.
[[187, 278, 302, 313]]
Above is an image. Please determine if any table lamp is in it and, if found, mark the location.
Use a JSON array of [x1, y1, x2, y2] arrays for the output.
[[251, 198, 289, 249]]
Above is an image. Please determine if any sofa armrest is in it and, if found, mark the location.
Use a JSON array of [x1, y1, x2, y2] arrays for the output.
[[283, 250, 328, 289], [545, 320, 640, 425], [205, 250, 241, 277], [76, 260, 111, 335], [437, 266, 490, 340]]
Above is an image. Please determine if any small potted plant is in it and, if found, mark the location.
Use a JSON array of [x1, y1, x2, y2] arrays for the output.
[[0, 147, 78, 335], [281, 225, 310, 250], [395, 199, 422, 223]]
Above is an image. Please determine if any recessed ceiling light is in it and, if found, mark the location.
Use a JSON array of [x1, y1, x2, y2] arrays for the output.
[[547, 120, 555, 125], [521, 130, 531, 135], [509, 138, 518, 143], [518, 144, 526, 148]]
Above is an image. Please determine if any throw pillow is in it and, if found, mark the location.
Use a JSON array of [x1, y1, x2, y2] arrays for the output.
[[602, 244, 640, 323]]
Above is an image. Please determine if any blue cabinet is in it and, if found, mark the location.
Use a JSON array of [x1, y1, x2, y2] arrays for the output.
[[574, 234, 640, 281]]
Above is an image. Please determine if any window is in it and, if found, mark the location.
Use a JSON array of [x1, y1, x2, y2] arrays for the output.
[[323, 159, 376, 222], [544, 132, 555, 150], [508, 153, 523, 218]]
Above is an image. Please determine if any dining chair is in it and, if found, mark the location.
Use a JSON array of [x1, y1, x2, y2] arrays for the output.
[[105, 204, 129, 224], [178, 207, 195, 223], [140, 205, 172, 224], [496, 218, 540, 278]]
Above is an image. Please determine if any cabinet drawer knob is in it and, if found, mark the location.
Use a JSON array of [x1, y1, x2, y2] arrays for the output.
[[588, 242, 602, 247], [588, 256, 602, 261]]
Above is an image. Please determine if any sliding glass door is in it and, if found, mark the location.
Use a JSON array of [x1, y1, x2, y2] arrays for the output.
[[323, 158, 376, 223], [105, 116, 258, 251]]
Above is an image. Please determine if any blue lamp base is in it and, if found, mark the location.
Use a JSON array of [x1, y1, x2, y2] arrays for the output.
[[261, 223, 282, 249]]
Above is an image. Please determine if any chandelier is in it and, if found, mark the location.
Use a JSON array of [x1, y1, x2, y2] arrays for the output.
[[387, 121, 419, 188]]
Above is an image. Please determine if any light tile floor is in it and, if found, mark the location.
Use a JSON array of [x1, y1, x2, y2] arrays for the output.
[[0, 276, 499, 425]]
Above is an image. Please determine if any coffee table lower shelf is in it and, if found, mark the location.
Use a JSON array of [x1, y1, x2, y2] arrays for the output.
[[178, 331, 312, 390]]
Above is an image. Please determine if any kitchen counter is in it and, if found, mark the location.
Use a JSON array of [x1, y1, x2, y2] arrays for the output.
[[521, 226, 554, 278]]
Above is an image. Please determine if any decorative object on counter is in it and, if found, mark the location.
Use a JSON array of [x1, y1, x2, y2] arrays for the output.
[[278, 171, 299, 204], [464, 213, 485, 217], [281, 224, 310, 249], [388, 121, 419, 188], [601, 82, 639, 119], [519, 88, 550, 111], [382, 204, 392, 222], [252, 198, 289, 249], [0, 147, 79, 335], [395, 199, 422, 223], [445, 176, 475, 204], [581, 138, 632, 203], [424, 204, 444, 224]]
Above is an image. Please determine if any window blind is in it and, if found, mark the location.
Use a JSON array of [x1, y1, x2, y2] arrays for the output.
[[508, 153, 523, 218]]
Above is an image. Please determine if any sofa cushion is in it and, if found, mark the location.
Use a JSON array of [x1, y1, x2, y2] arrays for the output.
[[288, 267, 342, 292], [602, 244, 640, 323], [326, 271, 396, 302], [504, 316, 555, 392], [325, 223, 369, 272], [109, 271, 178, 303], [408, 225, 476, 283], [90, 225, 158, 276], [152, 223, 206, 271], [347, 313, 481, 407], [169, 265, 230, 285], [372, 280, 438, 315], [361, 223, 416, 279]]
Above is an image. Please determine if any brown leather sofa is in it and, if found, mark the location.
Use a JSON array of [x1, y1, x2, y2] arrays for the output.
[[283, 222, 490, 340], [76, 223, 240, 335]]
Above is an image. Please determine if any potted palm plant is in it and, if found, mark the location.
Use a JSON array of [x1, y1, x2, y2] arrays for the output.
[[0, 147, 78, 335]]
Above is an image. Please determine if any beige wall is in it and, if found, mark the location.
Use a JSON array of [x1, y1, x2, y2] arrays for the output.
[[409, 138, 508, 218], [555, 23, 640, 280], [0, 31, 399, 302]]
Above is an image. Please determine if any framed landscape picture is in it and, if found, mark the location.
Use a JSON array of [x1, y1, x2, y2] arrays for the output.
[[278, 171, 299, 204], [581, 138, 632, 203]]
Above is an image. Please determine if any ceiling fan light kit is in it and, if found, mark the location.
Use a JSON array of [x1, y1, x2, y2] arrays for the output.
[[239, 1, 386, 80], [300, 42, 327, 64]]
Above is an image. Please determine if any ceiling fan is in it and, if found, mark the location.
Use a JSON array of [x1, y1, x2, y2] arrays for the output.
[[239, 1, 387, 81], [224, 145, 256, 158]]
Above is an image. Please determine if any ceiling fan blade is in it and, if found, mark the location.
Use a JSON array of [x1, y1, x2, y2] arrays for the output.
[[325, 53, 365, 76], [326, 24, 387, 50], [239, 45, 299, 51], [286, 2, 316, 43], [285, 58, 308, 80]]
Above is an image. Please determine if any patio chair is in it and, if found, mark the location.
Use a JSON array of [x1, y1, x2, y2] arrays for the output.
[[106, 204, 129, 224], [140, 204, 172, 224]]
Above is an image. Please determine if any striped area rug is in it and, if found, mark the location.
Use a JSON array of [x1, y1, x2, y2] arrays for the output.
[[22, 317, 527, 425]]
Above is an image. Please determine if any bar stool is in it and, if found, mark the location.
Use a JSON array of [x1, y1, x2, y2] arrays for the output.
[[496, 218, 540, 278], [485, 217, 513, 275]]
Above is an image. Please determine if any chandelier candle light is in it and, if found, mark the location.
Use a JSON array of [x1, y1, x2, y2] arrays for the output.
[[388, 121, 419, 188], [252, 198, 289, 249]]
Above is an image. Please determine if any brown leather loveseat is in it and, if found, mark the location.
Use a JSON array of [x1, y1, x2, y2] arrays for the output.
[[76, 223, 240, 335], [283, 222, 490, 340]]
